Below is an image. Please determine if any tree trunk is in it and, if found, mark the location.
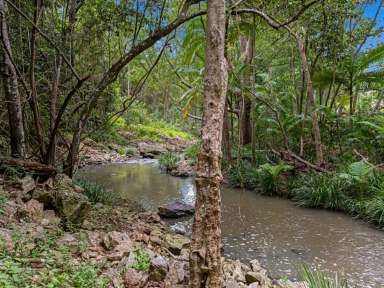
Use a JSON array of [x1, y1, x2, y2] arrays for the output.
[[47, 0, 78, 165], [297, 34, 323, 165], [222, 100, 232, 161], [239, 35, 254, 145], [0, 0, 26, 159], [189, 0, 227, 287]]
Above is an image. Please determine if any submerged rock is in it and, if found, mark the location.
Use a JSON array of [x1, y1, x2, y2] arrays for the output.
[[158, 201, 194, 218]]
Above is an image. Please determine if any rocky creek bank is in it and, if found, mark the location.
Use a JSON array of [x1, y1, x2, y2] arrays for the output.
[[0, 163, 306, 288]]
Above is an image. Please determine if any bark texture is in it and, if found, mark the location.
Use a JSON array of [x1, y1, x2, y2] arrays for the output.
[[239, 35, 254, 145], [0, 0, 26, 158], [189, 0, 227, 287]]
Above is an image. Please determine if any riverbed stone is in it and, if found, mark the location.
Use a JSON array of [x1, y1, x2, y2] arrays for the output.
[[164, 233, 190, 255], [123, 268, 149, 288], [138, 142, 167, 156], [149, 255, 168, 281], [158, 201, 194, 218]]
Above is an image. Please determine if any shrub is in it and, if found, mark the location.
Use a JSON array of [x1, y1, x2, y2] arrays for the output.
[[227, 160, 259, 189], [125, 147, 139, 156], [74, 179, 115, 205], [257, 163, 292, 194], [185, 143, 199, 163], [159, 152, 180, 171], [131, 249, 151, 272], [0, 161, 29, 180], [299, 264, 349, 288], [291, 174, 347, 210]]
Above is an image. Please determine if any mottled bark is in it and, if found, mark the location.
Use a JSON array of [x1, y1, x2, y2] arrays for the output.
[[0, 0, 26, 158], [189, 0, 227, 287], [239, 35, 254, 145]]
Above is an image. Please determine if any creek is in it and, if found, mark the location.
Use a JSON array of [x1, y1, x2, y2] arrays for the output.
[[78, 159, 384, 288]]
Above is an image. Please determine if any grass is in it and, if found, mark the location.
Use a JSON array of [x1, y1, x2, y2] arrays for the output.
[[299, 265, 349, 288], [184, 143, 199, 163], [74, 179, 115, 205], [159, 152, 180, 171]]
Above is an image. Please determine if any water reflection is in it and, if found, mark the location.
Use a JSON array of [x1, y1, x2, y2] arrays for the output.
[[78, 161, 384, 288]]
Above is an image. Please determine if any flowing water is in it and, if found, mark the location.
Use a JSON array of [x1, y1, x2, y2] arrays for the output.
[[78, 160, 384, 288]]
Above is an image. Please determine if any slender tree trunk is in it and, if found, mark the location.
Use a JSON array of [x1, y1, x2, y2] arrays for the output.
[[0, 0, 26, 159], [239, 35, 254, 145], [29, 0, 46, 160], [189, 0, 227, 286], [222, 101, 231, 161], [297, 34, 323, 165], [47, 0, 78, 165]]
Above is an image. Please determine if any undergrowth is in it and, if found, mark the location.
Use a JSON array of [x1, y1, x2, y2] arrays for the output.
[[74, 179, 115, 205]]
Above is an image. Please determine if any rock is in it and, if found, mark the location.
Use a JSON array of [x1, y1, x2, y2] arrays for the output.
[[248, 283, 260, 288], [169, 160, 194, 177], [19, 199, 44, 221], [32, 188, 55, 208], [13, 175, 35, 195], [102, 231, 133, 254], [123, 268, 149, 288], [54, 174, 91, 223], [158, 201, 194, 218], [41, 209, 61, 227], [164, 233, 190, 255], [250, 259, 262, 272], [224, 279, 241, 288], [164, 260, 187, 285], [149, 255, 168, 281], [138, 142, 167, 156], [57, 233, 79, 253], [245, 271, 272, 287]]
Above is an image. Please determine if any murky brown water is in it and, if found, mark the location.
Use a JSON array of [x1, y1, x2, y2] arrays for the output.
[[78, 160, 384, 288]]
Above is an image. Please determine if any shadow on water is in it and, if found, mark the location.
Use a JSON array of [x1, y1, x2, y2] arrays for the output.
[[78, 160, 384, 288]]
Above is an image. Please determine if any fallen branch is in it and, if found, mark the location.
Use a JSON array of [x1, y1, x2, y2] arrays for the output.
[[0, 158, 57, 176]]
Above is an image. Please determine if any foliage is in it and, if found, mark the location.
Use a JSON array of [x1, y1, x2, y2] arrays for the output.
[[291, 173, 347, 210], [73, 265, 109, 288], [127, 122, 193, 142], [299, 265, 349, 288], [0, 194, 6, 215], [257, 163, 292, 194], [131, 249, 151, 272], [159, 152, 181, 171], [0, 162, 29, 180], [184, 143, 200, 163], [74, 179, 115, 205]]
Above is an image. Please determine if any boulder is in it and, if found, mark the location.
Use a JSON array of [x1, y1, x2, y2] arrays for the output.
[[19, 199, 44, 221], [123, 268, 149, 288], [57, 233, 79, 253], [164, 233, 190, 255], [102, 231, 133, 255], [149, 255, 168, 281], [169, 160, 194, 177], [245, 271, 272, 287], [158, 201, 194, 218], [32, 188, 55, 208], [54, 174, 91, 223], [138, 142, 167, 156]]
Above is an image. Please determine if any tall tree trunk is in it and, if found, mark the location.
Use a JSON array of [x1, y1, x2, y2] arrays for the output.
[[297, 34, 323, 165], [29, 0, 46, 160], [47, 0, 78, 165], [189, 0, 227, 287], [0, 0, 26, 158], [239, 35, 254, 145]]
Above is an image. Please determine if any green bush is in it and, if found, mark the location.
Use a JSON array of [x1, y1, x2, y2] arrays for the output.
[[291, 174, 347, 210], [131, 249, 151, 272], [257, 163, 292, 194], [127, 122, 193, 142], [185, 143, 199, 163], [159, 152, 181, 171], [74, 179, 115, 205], [0, 161, 29, 180], [299, 265, 349, 288], [227, 160, 259, 189], [125, 147, 139, 156]]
